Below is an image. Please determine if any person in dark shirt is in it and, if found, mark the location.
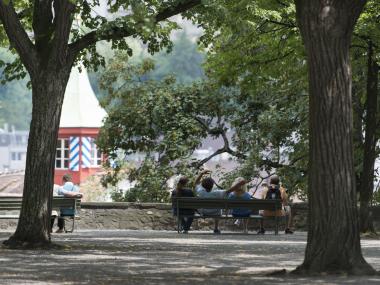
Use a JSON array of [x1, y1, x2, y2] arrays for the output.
[[171, 176, 195, 234]]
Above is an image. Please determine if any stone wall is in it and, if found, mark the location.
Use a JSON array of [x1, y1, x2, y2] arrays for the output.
[[76, 202, 314, 231], [76, 202, 176, 230], [1, 202, 380, 232]]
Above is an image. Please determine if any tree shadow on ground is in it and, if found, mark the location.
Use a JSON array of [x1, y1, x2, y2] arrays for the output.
[[0, 231, 379, 284]]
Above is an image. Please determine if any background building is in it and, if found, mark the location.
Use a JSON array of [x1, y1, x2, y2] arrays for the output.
[[0, 124, 28, 172], [54, 66, 107, 185]]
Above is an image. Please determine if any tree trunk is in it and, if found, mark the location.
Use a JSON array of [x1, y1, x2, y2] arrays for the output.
[[294, 0, 375, 274], [360, 42, 378, 234], [4, 70, 70, 247]]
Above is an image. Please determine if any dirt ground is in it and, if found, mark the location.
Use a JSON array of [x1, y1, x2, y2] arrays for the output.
[[0, 230, 379, 284]]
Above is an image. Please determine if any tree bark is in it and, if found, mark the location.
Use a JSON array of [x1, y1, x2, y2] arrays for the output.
[[294, 0, 375, 274], [4, 70, 71, 247], [360, 41, 378, 234]]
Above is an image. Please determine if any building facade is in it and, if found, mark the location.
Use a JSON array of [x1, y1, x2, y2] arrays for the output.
[[54, 66, 107, 185], [0, 125, 28, 171]]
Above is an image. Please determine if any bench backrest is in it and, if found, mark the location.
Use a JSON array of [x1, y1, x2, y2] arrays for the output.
[[172, 197, 282, 211], [0, 196, 81, 211]]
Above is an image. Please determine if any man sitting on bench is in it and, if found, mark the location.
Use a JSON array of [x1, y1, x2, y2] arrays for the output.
[[55, 174, 82, 233], [194, 170, 247, 234]]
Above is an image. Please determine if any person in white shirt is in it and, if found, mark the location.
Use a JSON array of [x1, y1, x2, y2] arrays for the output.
[[194, 170, 247, 234]]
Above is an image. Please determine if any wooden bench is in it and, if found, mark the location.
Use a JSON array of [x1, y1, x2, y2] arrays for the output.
[[0, 196, 81, 233], [172, 197, 283, 234]]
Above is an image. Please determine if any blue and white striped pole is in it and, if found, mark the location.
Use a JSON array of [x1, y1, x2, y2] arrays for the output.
[[69, 136, 80, 171], [81, 137, 92, 168]]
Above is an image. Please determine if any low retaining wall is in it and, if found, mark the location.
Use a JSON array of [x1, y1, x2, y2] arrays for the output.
[[1, 202, 380, 232], [77, 202, 176, 230]]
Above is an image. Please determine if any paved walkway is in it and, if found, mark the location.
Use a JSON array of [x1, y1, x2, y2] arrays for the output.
[[0, 230, 379, 284]]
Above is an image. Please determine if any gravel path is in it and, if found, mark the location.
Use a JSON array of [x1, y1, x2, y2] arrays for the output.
[[0, 230, 379, 284]]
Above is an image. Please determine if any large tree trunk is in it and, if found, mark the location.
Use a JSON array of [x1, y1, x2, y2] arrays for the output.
[[360, 42, 378, 234], [294, 0, 375, 274], [4, 70, 70, 247]]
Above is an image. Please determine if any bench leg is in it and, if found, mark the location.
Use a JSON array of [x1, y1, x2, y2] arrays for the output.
[[275, 215, 279, 235], [64, 217, 75, 233], [243, 218, 248, 233], [177, 213, 180, 233]]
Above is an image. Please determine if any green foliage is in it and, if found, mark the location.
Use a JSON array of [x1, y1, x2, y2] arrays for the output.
[[97, 55, 211, 201], [198, 0, 309, 196], [117, 159, 173, 203], [0, 49, 31, 129], [97, 0, 311, 201], [351, 0, 380, 195], [0, 1, 205, 81], [96, 31, 208, 202]]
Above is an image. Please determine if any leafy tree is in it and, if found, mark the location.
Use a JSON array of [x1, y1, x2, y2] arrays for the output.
[[0, 0, 203, 247], [98, 55, 237, 201], [200, 0, 309, 196], [351, 0, 380, 234]]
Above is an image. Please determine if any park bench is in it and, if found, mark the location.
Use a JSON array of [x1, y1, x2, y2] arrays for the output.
[[172, 197, 283, 235], [0, 196, 81, 233]]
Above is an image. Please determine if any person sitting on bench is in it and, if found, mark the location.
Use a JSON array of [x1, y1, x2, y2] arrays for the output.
[[55, 174, 82, 233], [194, 170, 247, 234], [228, 177, 252, 233], [171, 176, 195, 234], [257, 175, 294, 235]]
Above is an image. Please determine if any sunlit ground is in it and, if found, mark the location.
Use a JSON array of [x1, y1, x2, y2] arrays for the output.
[[0, 230, 379, 284]]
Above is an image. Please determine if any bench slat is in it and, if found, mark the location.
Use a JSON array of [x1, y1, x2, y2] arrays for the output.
[[172, 197, 282, 211], [0, 197, 81, 218]]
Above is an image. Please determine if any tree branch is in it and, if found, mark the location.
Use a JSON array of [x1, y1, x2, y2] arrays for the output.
[[260, 154, 307, 169], [68, 0, 202, 59], [17, 7, 32, 19], [353, 33, 379, 50], [0, 0, 38, 76], [250, 50, 293, 65], [191, 115, 246, 168], [268, 19, 296, 28], [32, 0, 54, 52], [192, 148, 225, 169], [51, 0, 75, 66]]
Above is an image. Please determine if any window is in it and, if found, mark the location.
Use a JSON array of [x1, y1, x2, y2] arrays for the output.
[[55, 139, 69, 169], [11, 152, 23, 161], [90, 139, 103, 166]]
